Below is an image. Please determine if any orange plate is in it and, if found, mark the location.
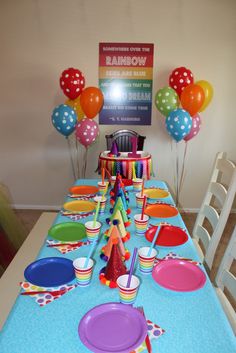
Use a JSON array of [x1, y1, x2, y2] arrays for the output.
[[144, 203, 178, 218], [69, 185, 99, 196]]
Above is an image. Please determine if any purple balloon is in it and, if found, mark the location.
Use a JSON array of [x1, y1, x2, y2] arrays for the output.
[[184, 114, 201, 141], [75, 118, 99, 147]]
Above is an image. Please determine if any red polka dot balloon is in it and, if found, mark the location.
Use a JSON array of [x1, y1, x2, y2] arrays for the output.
[[60, 68, 85, 100], [169, 67, 194, 97]]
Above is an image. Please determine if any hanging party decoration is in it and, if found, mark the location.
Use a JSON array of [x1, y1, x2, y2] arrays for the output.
[[51, 104, 77, 137], [169, 67, 194, 97], [165, 109, 192, 142], [195, 80, 214, 112], [75, 118, 99, 147], [66, 96, 85, 121], [180, 84, 205, 116], [80, 87, 104, 119], [155, 87, 179, 117], [184, 114, 201, 142], [60, 68, 85, 100]]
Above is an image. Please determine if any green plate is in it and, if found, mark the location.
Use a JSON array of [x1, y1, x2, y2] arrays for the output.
[[48, 222, 86, 242]]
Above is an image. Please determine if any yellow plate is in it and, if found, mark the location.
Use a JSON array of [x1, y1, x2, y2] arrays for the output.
[[144, 188, 169, 199], [63, 200, 96, 213]]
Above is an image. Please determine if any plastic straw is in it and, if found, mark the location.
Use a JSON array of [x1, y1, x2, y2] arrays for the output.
[[93, 201, 100, 227], [141, 195, 146, 220], [102, 168, 105, 184], [105, 168, 111, 179], [84, 238, 97, 268], [147, 225, 161, 256], [132, 162, 136, 179], [126, 247, 138, 288]]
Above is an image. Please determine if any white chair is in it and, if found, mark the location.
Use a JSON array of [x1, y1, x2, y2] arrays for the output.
[[215, 226, 236, 335], [192, 152, 236, 270]]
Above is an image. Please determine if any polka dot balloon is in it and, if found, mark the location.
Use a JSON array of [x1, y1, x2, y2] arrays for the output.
[[75, 118, 99, 147], [169, 67, 194, 98], [165, 108, 192, 142], [51, 104, 77, 137], [155, 87, 179, 117], [60, 68, 85, 100], [184, 113, 201, 141]]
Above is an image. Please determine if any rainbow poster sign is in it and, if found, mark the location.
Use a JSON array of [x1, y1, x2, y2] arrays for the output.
[[99, 43, 154, 125]]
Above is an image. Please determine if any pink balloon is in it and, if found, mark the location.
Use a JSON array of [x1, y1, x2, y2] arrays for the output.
[[75, 118, 99, 147], [184, 114, 201, 141]]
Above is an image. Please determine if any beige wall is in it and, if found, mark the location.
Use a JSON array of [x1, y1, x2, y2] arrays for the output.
[[0, 0, 235, 210]]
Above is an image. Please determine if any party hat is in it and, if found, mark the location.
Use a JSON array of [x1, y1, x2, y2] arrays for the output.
[[109, 141, 120, 156], [104, 238, 127, 282], [104, 225, 126, 258]]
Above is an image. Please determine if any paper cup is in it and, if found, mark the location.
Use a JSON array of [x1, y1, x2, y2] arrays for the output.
[[109, 176, 116, 188], [132, 178, 143, 192], [135, 192, 147, 209], [73, 257, 94, 286], [98, 181, 109, 195], [138, 247, 158, 274], [134, 214, 149, 236], [85, 221, 101, 243], [93, 196, 107, 214], [117, 274, 140, 305]]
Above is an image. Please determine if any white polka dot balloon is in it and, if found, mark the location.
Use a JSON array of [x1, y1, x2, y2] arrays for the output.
[[165, 109, 192, 142], [75, 118, 99, 147], [51, 104, 77, 137], [184, 113, 201, 141], [155, 87, 179, 117]]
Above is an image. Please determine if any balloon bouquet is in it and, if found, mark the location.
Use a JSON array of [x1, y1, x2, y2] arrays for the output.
[[51, 68, 104, 179], [155, 67, 213, 205]]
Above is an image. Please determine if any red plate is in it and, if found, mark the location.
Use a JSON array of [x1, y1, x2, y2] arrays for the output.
[[145, 225, 188, 247]]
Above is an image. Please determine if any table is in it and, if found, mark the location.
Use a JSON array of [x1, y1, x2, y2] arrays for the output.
[[0, 180, 235, 353], [98, 151, 153, 179]]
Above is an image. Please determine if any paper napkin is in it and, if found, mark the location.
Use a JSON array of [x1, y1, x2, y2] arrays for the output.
[[130, 319, 165, 353], [60, 210, 95, 221], [20, 281, 77, 307], [156, 252, 200, 266], [46, 240, 90, 254]]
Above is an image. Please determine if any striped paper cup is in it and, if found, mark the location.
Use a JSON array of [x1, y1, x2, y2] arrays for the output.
[[138, 247, 158, 274], [134, 214, 149, 236], [97, 181, 109, 195], [93, 196, 107, 214], [73, 257, 94, 287], [85, 221, 101, 243], [116, 274, 140, 305], [132, 178, 143, 192], [135, 192, 147, 209]]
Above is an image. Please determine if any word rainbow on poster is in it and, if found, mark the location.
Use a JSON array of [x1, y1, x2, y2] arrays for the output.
[[99, 43, 154, 125]]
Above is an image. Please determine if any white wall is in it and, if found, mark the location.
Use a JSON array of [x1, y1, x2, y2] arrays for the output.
[[0, 0, 235, 210]]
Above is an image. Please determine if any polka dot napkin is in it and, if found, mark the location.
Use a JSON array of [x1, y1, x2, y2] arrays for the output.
[[130, 319, 165, 353], [46, 240, 90, 254], [155, 252, 200, 266], [20, 282, 77, 307], [60, 210, 95, 221]]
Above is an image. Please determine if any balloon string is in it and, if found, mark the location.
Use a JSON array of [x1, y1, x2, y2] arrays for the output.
[[84, 147, 88, 177], [66, 137, 76, 181], [179, 142, 188, 194], [176, 142, 179, 207], [75, 138, 80, 179], [171, 141, 177, 197]]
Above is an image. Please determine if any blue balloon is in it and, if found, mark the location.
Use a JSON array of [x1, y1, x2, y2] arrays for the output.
[[51, 104, 77, 137], [165, 109, 192, 142]]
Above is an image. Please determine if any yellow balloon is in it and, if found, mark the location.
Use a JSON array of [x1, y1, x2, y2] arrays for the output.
[[65, 96, 85, 121], [196, 80, 213, 112]]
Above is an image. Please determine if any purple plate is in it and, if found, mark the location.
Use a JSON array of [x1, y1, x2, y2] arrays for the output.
[[78, 302, 147, 353]]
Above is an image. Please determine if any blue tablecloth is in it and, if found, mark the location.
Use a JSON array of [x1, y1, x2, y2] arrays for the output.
[[0, 179, 235, 353]]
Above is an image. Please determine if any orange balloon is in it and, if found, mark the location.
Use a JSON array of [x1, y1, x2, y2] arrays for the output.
[[80, 87, 104, 119], [180, 84, 205, 116]]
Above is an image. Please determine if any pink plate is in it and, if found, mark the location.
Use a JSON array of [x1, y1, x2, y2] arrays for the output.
[[152, 259, 206, 292]]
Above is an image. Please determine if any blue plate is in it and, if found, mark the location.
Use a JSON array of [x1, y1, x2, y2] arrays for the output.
[[24, 257, 75, 287]]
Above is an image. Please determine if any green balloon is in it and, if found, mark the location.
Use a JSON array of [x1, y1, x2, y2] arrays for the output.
[[155, 87, 179, 116]]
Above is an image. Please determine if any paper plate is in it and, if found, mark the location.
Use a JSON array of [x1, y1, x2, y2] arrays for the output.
[[144, 188, 169, 199], [69, 185, 98, 196], [152, 259, 206, 292], [48, 222, 86, 242], [78, 303, 147, 353], [144, 203, 178, 218], [145, 225, 188, 247], [63, 200, 96, 213], [24, 257, 75, 287]]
